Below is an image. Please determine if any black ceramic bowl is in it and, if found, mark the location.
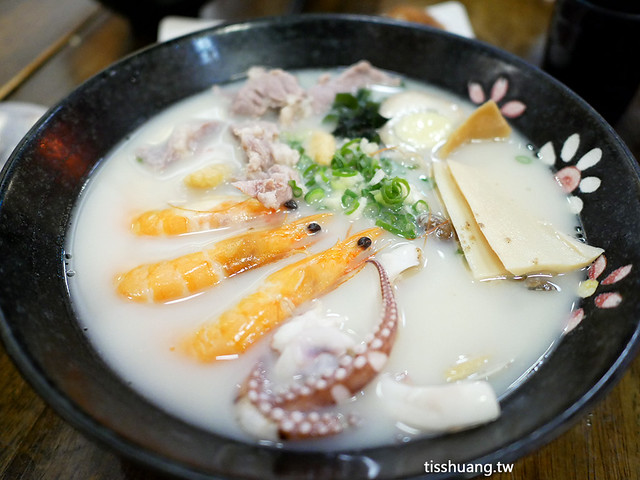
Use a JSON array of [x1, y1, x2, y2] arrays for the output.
[[1, 15, 639, 480]]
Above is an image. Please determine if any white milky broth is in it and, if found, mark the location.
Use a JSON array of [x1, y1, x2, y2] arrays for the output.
[[67, 67, 584, 449]]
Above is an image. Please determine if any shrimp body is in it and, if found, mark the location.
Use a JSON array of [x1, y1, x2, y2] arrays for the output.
[[184, 227, 383, 361], [132, 198, 277, 236], [116, 213, 332, 303]]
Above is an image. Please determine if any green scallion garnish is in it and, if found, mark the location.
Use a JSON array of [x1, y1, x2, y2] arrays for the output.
[[287, 127, 429, 239], [288, 180, 303, 198], [379, 177, 410, 206], [305, 187, 326, 203], [412, 199, 429, 214]]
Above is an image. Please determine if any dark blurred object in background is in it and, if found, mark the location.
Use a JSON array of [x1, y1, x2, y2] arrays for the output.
[[96, 0, 212, 36], [542, 0, 640, 123]]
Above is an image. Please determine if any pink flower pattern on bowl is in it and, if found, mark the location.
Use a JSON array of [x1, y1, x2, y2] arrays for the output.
[[467, 76, 527, 118], [469, 74, 632, 332], [566, 256, 633, 332], [529, 134, 631, 331], [467, 78, 634, 331], [538, 133, 603, 214]]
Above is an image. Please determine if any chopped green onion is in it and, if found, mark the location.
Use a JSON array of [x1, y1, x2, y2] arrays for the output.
[[333, 168, 359, 177], [363, 202, 381, 218], [344, 199, 361, 215], [288, 180, 303, 198], [320, 168, 331, 183], [375, 218, 417, 239], [289, 135, 423, 239], [375, 219, 399, 234], [296, 153, 314, 171], [341, 189, 358, 208], [304, 163, 319, 177], [305, 187, 325, 203], [380, 177, 410, 206], [515, 155, 533, 164], [412, 199, 429, 214]]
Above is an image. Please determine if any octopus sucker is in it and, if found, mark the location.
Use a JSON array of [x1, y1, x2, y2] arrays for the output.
[[235, 257, 399, 440], [330, 384, 351, 404], [367, 351, 388, 372]]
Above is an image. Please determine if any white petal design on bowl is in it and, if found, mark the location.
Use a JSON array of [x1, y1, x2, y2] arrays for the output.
[[576, 147, 602, 171], [579, 176, 601, 193], [538, 141, 556, 166], [561, 133, 580, 162], [568, 195, 584, 214]]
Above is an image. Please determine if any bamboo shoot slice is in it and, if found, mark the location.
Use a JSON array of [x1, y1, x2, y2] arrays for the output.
[[439, 101, 512, 158], [447, 160, 604, 275], [433, 161, 509, 279]]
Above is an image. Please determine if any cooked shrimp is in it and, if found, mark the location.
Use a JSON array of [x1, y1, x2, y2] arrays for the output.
[[131, 197, 278, 236], [183, 227, 384, 361], [116, 213, 332, 303]]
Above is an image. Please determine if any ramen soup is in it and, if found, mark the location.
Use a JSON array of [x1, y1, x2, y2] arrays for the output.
[[68, 61, 603, 448]]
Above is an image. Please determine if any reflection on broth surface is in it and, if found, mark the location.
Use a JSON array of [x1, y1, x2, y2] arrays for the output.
[[67, 62, 601, 449]]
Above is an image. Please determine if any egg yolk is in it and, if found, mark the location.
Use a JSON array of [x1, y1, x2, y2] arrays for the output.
[[393, 111, 452, 149]]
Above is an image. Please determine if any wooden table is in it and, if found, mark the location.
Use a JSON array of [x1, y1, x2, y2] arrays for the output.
[[1, 0, 639, 478]]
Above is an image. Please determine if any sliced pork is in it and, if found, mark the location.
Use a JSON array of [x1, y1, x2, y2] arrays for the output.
[[232, 121, 300, 174], [308, 60, 401, 112], [231, 62, 399, 122], [231, 67, 307, 123], [135, 120, 221, 170], [232, 164, 300, 209]]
